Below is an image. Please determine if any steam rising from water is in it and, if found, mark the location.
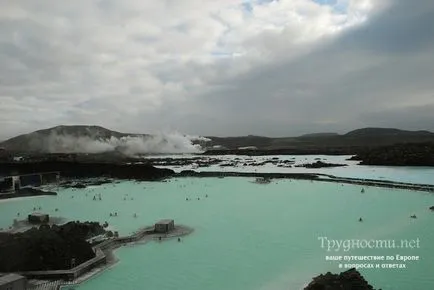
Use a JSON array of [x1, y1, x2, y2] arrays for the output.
[[45, 132, 211, 155]]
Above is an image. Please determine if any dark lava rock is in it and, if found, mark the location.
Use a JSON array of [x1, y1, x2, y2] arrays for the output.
[[304, 268, 378, 290], [149, 157, 221, 167], [59, 178, 114, 189], [0, 160, 174, 180], [351, 142, 434, 166], [0, 221, 106, 272], [296, 161, 347, 168], [87, 179, 113, 186], [178, 170, 197, 175]]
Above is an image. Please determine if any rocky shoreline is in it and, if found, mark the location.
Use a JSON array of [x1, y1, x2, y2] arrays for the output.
[[295, 160, 347, 168], [21, 224, 194, 289], [0, 221, 107, 272], [349, 142, 434, 166], [304, 268, 378, 290], [0, 187, 57, 200], [0, 160, 174, 180], [175, 170, 434, 193], [145, 156, 348, 169]]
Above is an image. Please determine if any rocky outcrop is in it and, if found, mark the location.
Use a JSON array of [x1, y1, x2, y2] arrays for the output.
[[0, 160, 175, 180], [0, 221, 106, 272], [149, 157, 221, 167], [350, 142, 434, 166], [295, 161, 347, 168], [59, 178, 114, 189], [304, 268, 378, 290]]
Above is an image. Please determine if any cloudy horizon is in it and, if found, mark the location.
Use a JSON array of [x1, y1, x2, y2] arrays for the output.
[[1, 0, 434, 140]]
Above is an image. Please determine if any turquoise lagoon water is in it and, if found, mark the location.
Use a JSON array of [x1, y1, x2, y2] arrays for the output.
[[1, 177, 434, 290]]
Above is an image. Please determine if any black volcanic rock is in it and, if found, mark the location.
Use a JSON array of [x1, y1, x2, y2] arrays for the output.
[[71, 183, 87, 188], [0, 159, 175, 180], [304, 269, 377, 290], [350, 142, 434, 166], [295, 161, 347, 168], [0, 221, 105, 272], [149, 157, 221, 167], [59, 178, 114, 189]]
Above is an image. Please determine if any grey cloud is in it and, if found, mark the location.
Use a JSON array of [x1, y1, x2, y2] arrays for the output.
[[339, 0, 434, 54], [1, 0, 434, 140], [358, 104, 434, 130], [173, 0, 434, 136]]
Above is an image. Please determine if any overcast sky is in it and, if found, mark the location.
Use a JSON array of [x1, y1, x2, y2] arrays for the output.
[[1, 0, 434, 139]]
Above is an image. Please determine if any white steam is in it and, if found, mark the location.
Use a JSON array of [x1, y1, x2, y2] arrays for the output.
[[44, 132, 211, 155]]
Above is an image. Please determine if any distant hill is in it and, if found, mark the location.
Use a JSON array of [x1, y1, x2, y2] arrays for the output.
[[345, 128, 434, 137], [299, 133, 340, 138], [1, 126, 434, 154], [203, 127, 434, 151], [0, 125, 147, 153]]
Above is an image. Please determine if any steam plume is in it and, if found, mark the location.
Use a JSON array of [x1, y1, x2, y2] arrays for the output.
[[44, 132, 211, 155]]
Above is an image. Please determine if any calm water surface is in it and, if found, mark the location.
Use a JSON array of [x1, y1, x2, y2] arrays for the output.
[[1, 176, 433, 290]]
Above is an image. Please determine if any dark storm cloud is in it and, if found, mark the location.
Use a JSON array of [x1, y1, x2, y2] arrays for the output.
[[175, 0, 434, 136]]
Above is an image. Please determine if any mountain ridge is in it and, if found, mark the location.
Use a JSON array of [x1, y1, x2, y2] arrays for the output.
[[1, 125, 434, 153]]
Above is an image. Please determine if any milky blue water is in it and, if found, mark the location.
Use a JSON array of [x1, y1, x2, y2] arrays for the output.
[[1, 174, 433, 290]]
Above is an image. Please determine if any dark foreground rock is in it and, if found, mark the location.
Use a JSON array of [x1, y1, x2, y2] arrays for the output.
[[0, 221, 106, 272], [295, 161, 348, 168], [304, 268, 378, 290], [59, 178, 115, 189], [0, 161, 175, 180]]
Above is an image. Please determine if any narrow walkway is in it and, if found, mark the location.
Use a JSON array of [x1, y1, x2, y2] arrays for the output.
[[25, 225, 193, 290]]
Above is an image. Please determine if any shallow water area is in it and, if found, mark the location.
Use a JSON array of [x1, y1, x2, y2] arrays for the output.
[[1, 175, 433, 290]]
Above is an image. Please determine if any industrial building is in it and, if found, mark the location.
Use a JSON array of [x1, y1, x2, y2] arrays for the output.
[[154, 219, 175, 233], [19, 174, 42, 187], [0, 274, 27, 290], [0, 172, 59, 193]]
